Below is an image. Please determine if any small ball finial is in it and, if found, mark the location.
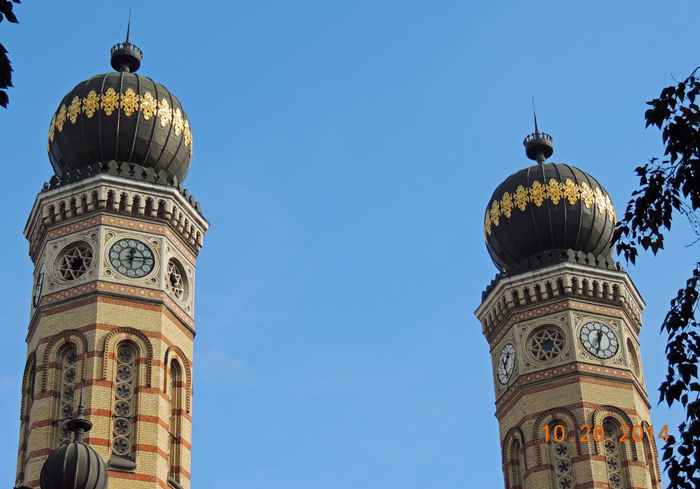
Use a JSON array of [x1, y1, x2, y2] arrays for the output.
[[110, 13, 143, 73]]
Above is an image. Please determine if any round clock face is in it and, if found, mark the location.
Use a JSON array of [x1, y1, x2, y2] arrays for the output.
[[33, 263, 45, 307], [497, 343, 516, 385], [109, 239, 155, 278], [580, 321, 619, 359]]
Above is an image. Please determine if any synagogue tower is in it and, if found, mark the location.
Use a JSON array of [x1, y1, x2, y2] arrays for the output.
[[15, 32, 208, 489], [475, 128, 661, 489]]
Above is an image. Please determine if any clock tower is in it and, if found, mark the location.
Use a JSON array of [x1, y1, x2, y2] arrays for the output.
[[475, 129, 661, 489], [15, 35, 208, 489]]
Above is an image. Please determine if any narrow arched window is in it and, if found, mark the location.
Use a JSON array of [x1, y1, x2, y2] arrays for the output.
[[602, 422, 627, 488], [168, 360, 183, 486], [17, 364, 36, 486], [549, 423, 575, 489], [510, 439, 523, 489], [642, 433, 660, 489], [112, 343, 137, 461], [56, 346, 78, 446]]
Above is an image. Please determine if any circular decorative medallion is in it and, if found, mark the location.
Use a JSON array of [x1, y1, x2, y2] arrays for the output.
[[109, 239, 155, 278], [57, 242, 93, 280], [497, 343, 516, 385], [529, 327, 566, 362], [579, 321, 618, 359]]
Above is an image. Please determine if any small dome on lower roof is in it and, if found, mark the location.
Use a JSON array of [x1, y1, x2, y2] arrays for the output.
[[484, 132, 617, 273]]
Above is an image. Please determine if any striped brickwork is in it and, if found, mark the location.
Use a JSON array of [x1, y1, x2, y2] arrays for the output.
[[16, 175, 207, 489], [476, 263, 662, 489]]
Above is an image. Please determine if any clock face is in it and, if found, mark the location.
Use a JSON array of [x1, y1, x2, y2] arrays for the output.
[[33, 263, 45, 308], [580, 321, 619, 359], [109, 239, 155, 278], [497, 343, 516, 385]]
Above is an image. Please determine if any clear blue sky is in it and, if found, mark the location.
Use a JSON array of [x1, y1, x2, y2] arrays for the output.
[[1, 2, 699, 488]]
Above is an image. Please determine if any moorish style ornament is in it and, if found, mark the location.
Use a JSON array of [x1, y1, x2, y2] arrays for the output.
[[483, 129, 617, 272], [46, 38, 194, 183]]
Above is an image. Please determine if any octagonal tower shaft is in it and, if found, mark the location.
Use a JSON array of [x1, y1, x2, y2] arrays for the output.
[[16, 174, 208, 489], [475, 254, 661, 489]]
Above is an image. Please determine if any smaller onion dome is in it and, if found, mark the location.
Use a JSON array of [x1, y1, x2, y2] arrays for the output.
[[47, 29, 193, 184], [40, 403, 108, 489], [484, 129, 616, 273]]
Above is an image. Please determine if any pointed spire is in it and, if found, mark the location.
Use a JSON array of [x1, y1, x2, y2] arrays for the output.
[[523, 100, 553, 165], [126, 7, 132, 44], [66, 387, 93, 443], [533, 98, 539, 135], [110, 10, 143, 73]]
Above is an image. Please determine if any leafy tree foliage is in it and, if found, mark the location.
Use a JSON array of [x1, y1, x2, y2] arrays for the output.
[[615, 69, 700, 489], [0, 0, 21, 108]]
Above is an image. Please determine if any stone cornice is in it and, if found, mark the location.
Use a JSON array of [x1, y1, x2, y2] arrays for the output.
[[475, 260, 645, 341], [24, 174, 209, 262]]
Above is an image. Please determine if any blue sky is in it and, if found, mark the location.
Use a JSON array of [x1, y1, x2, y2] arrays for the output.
[[1, 1, 699, 488]]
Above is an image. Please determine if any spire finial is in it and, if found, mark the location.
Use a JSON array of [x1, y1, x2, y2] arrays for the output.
[[66, 387, 93, 443], [110, 9, 143, 73], [533, 98, 539, 135], [126, 7, 132, 44], [523, 101, 553, 165]]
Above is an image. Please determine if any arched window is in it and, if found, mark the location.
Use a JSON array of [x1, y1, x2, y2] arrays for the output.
[[56, 346, 78, 446], [602, 422, 627, 489], [549, 422, 575, 489], [17, 361, 36, 486], [168, 360, 183, 486], [642, 432, 660, 489], [509, 439, 523, 489], [112, 343, 138, 463]]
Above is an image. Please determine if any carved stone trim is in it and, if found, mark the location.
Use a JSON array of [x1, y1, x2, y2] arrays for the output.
[[40, 329, 88, 392], [102, 327, 153, 387], [164, 346, 192, 413]]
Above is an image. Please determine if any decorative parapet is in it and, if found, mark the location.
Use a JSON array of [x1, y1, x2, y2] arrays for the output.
[[25, 172, 209, 262], [475, 250, 644, 341]]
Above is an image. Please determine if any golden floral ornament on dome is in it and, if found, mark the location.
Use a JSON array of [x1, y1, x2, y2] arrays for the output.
[[158, 99, 172, 127], [48, 114, 56, 143], [580, 182, 594, 209], [514, 185, 529, 211], [483, 179, 617, 237], [173, 108, 184, 136], [67, 96, 82, 124], [530, 180, 546, 207], [55, 105, 67, 132], [48, 87, 194, 155], [500, 191, 513, 218], [563, 179, 579, 205], [120, 88, 140, 117], [547, 179, 563, 205], [101, 88, 120, 116], [490, 200, 501, 226], [83, 90, 100, 118], [140, 92, 157, 120], [594, 187, 607, 215]]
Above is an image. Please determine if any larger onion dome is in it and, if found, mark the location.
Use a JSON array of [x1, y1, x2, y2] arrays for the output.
[[46, 31, 193, 183], [40, 403, 108, 489], [484, 129, 616, 273]]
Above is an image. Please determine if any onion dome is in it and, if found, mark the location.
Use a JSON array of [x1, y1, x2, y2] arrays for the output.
[[46, 28, 193, 184], [484, 128, 616, 273], [40, 403, 108, 489]]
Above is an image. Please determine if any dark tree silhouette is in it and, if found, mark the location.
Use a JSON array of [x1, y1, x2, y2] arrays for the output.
[[616, 68, 700, 489], [0, 0, 21, 108]]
